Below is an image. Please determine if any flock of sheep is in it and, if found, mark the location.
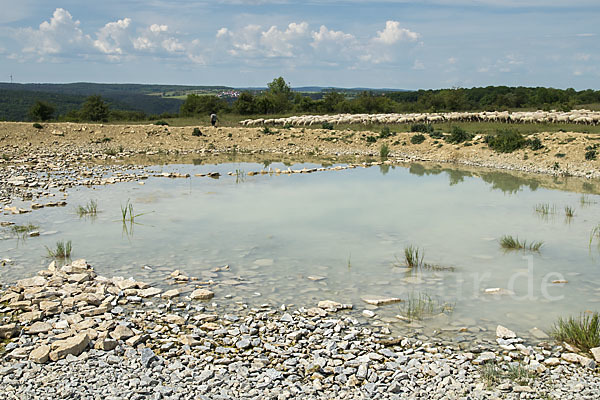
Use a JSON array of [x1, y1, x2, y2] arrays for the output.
[[239, 109, 600, 127]]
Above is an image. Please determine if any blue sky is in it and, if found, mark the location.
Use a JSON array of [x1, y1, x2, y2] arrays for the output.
[[0, 1, 598, 89]]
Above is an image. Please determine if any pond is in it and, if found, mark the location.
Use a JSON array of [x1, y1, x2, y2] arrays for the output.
[[2, 159, 600, 344]]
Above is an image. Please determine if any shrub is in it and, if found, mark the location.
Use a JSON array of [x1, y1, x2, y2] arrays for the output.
[[32, 123, 43, 129], [380, 143, 390, 158], [485, 129, 525, 153], [192, 127, 202, 136], [262, 126, 273, 135], [585, 150, 597, 160], [527, 137, 543, 151], [411, 123, 433, 134], [555, 153, 566, 158], [429, 131, 444, 139], [154, 120, 169, 126], [366, 136, 377, 143], [322, 122, 334, 130], [380, 126, 392, 138], [446, 126, 472, 144], [410, 134, 426, 145]]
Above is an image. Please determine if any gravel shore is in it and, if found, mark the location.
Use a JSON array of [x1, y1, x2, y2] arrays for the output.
[[1, 260, 599, 399]]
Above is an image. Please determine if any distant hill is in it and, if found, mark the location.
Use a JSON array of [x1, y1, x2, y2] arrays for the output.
[[0, 83, 236, 121], [0, 82, 412, 121]]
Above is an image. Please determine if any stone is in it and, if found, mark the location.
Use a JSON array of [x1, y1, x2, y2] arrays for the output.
[[590, 347, 600, 363], [544, 357, 561, 366], [236, 339, 251, 350], [357, 364, 368, 380], [18, 311, 43, 324], [95, 337, 118, 351], [29, 345, 50, 364], [49, 333, 90, 361], [139, 287, 162, 298], [16, 276, 47, 287], [362, 310, 376, 318], [361, 296, 402, 306], [140, 347, 157, 367], [513, 385, 534, 393], [280, 313, 294, 323], [0, 323, 19, 339], [165, 314, 186, 325], [110, 325, 134, 341], [161, 289, 181, 299], [190, 289, 214, 300], [496, 325, 517, 339], [126, 334, 149, 347], [579, 356, 596, 369], [26, 321, 52, 335], [561, 353, 581, 363]]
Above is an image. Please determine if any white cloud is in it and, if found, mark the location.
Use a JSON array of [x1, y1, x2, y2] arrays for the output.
[[94, 18, 132, 56], [133, 23, 184, 54], [260, 22, 309, 57], [373, 21, 419, 44], [216, 27, 229, 38], [448, 57, 457, 64], [18, 8, 92, 57]]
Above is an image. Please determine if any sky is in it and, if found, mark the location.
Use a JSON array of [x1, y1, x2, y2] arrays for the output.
[[0, 1, 598, 89]]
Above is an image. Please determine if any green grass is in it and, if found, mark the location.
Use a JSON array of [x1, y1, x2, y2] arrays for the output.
[[500, 235, 543, 252], [45, 240, 72, 259], [410, 133, 426, 144], [480, 363, 502, 387], [399, 292, 453, 322], [506, 364, 535, 386], [10, 223, 39, 236], [404, 245, 425, 268], [551, 312, 600, 353], [564, 206, 575, 218], [580, 194, 596, 206], [534, 203, 556, 215], [76, 200, 98, 217]]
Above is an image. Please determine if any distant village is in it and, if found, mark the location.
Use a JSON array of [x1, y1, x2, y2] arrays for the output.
[[217, 90, 241, 99]]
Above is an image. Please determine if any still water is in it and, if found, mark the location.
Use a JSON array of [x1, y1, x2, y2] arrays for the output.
[[2, 161, 600, 342]]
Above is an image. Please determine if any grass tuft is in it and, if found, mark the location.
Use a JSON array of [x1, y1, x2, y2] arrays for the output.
[[550, 312, 600, 353], [564, 206, 575, 218], [399, 292, 453, 322], [534, 203, 556, 216], [404, 245, 425, 268], [500, 235, 543, 252], [76, 200, 98, 217], [45, 240, 72, 259], [506, 363, 535, 386], [480, 363, 502, 387], [10, 223, 39, 236]]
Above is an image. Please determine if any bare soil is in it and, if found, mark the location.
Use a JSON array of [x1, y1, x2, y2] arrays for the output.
[[1, 122, 599, 178]]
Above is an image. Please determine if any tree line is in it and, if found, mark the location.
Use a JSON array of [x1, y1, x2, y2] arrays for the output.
[[21, 77, 600, 123]]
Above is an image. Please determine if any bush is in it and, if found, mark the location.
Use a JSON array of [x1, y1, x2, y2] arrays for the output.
[[154, 120, 169, 126], [411, 123, 433, 134], [322, 122, 334, 130], [585, 150, 597, 160], [380, 126, 392, 138], [32, 123, 43, 129], [80, 95, 110, 122], [446, 126, 473, 144], [29, 100, 55, 122], [410, 134, 426, 144], [429, 131, 444, 139], [366, 136, 377, 143], [262, 126, 274, 135], [526, 137, 544, 151], [380, 143, 390, 158], [192, 127, 202, 137], [485, 129, 525, 153]]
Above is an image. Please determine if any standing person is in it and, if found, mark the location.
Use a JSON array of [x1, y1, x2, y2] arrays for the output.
[[210, 112, 218, 127]]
